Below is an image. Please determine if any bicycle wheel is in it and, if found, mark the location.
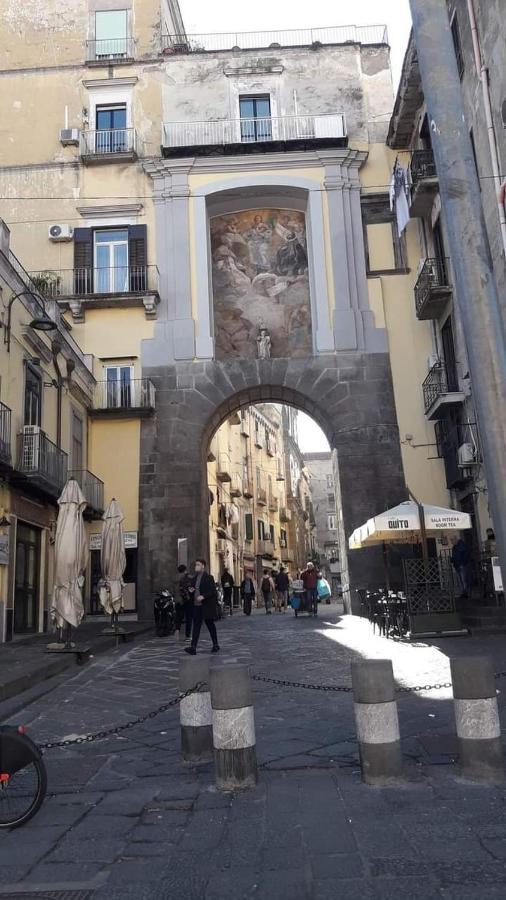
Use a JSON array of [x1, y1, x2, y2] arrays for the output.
[[0, 734, 47, 830]]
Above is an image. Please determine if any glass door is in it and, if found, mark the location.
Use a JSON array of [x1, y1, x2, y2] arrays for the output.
[[95, 105, 127, 153], [94, 229, 129, 294], [239, 96, 272, 142], [105, 365, 133, 409], [14, 523, 41, 634]]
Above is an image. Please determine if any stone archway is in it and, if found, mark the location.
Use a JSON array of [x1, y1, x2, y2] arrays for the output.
[[137, 352, 406, 617]]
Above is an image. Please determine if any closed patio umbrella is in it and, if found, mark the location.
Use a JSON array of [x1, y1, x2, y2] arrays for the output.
[[100, 499, 126, 631], [50, 479, 88, 645]]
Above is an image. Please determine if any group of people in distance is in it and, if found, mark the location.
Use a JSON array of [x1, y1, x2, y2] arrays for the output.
[[174, 558, 333, 656]]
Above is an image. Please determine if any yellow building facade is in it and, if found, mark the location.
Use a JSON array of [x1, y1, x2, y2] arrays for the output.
[[0, 4, 459, 622]]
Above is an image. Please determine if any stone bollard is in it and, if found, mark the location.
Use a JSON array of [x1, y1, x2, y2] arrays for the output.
[[450, 656, 503, 780], [351, 659, 403, 785], [179, 656, 213, 761], [210, 664, 258, 791]]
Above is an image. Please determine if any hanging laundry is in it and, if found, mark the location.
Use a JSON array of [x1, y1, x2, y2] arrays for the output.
[[390, 160, 411, 237]]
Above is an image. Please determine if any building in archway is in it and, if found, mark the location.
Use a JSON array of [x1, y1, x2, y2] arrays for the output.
[[0, 3, 466, 627], [303, 452, 341, 591]]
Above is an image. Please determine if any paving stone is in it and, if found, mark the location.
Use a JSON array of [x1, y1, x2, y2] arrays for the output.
[[23, 861, 108, 883], [255, 869, 310, 900], [374, 878, 443, 899], [121, 841, 177, 858], [205, 867, 260, 900], [311, 852, 364, 879], [46, 835, 127, 863], [66, 813, 135, 840], [435, 860, 506, 885], [370, 857, 432, 877], [314, 880, 377, 900], [0, 865, 32, 884], [94, 785, 161, 816], [0, 839, 58, 868]]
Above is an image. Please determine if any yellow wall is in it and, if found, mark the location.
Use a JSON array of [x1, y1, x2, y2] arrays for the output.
[[88, 418, 141, 533]]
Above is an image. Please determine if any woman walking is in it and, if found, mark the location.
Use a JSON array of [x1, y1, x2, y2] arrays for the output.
[[260, 570, 275, 615], [240, 573, 256, 616]]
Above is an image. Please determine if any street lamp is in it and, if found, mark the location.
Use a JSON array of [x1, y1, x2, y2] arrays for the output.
[[4, 289, 57, 353]]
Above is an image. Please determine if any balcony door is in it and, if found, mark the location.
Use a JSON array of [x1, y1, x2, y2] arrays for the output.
[[441, 317, 459, 392], [105, 365, 133, 409], [239, 95, 272, 142], [95, 9, 128, 58], [14, 523, 41, 634], [95, 104, 127, 154], [94, 229, 129, 294], [24, 364, 41, 427]]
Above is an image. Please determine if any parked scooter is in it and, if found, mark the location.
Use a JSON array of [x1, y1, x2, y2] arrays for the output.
[[153, 589, 176, 636]]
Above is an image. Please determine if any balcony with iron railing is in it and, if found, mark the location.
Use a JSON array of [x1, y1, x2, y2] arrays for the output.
[[68, 470, 105, 518], [80, 128, 139, 163], [86, 37, 135, 64], [30, 267, 160, 304], [243, 478, 254, 499], [257, 485, 268, 506], [281, 546, 295, 563], [422, 362, 465, 420], [269, 493, 279, 512], [161, 24, 388, 54], [258, 538, 275, 558], [90, 378, 156, 417], [414, 258, 452, 320], [230, 472, 243, 497], [162, 113, 346, 156], [16, 429, 68, 499], [434, 421, 481, 490], [409, 149, 439, 217], [0, 402, 12, 468], [280, 506, 292, 523], [217, 453, 232, 483]]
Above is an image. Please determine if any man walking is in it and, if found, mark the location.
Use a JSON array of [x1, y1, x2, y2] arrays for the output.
[[240, 572, 255, 616], [185, 559, 220, 655], [301, 561, 318, 616], [275, 566, 290, 612], [175, 563, 193, 641], [260, 570, 275, 614], [221, 567, 235, 613], [451, 536, 472, 600]]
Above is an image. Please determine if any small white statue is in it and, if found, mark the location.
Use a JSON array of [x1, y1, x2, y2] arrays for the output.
[[257, 327, 271, 359]]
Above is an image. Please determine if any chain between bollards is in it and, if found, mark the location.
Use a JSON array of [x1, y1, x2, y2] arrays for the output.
[[38, 682, 206, 750]]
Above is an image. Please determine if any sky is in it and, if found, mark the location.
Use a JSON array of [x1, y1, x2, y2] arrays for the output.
[[178, 0, 412, 87], [177, 1, 413, 452]]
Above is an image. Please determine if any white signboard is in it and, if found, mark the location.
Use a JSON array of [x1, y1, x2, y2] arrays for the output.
[[89, 531, 138, 551], [492, 557, 504, 593]]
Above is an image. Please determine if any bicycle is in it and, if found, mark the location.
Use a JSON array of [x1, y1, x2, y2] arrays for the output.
[[0, 725, 47, 829]]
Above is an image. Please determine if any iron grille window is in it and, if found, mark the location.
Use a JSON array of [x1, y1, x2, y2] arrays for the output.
[[451, 13, 465, 79]]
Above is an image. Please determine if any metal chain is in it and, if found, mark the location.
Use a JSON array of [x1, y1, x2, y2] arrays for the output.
[[38, 682, 205, 750], [252, 673, 454, 694]]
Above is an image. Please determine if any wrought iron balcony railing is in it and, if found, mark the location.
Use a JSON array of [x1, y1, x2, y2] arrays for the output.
[[162, 113, 346, 150], [161, 24, 388, 54], [258, 538, 275, 557], [68, 469, 105, 516], [0, 402, 12, 466], [17, 428, 68, 496], [30, 266, 159, 299], [422, 362, 460, 416], [269, 494, 279, 512], [414, 258, 452, 319], [410, 149, 437, 186], [257, 486, 267, 505], [280, 506, 292, 523], [86, 37, 135, 62], [217, 454, 232, 483], [80, 128, 138, 159], [92, 379, 155, 414]]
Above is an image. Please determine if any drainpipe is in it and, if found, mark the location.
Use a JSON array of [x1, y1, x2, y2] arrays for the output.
[[51, 340, 63, 449], [467, 0, 506, 257]]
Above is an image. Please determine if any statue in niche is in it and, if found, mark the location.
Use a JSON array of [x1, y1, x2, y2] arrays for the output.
[[257, 326, 271, 359]]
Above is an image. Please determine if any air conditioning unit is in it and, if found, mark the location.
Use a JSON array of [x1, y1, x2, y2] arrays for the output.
[[458, 442, 477, 467], [48, 224, 73, 242], [59, 128, 80, 146]]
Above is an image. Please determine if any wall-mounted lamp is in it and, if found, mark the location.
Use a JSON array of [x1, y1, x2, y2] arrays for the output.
[[4, 290, 57, 352]]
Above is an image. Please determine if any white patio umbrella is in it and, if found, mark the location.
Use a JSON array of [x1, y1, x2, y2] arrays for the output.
[[100, 499, 126, 626], [348, 501, 472, 549], [50, 479, 88, 635]]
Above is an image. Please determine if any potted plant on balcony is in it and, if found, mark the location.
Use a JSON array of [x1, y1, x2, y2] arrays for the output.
[[31, 271, 61, 299]]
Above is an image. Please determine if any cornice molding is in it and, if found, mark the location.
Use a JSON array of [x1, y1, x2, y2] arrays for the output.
[[77, 204, 143, 217], [82, 76, 138, 89]]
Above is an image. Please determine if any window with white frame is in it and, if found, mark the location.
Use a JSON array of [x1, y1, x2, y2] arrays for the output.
[[103, 364, 133, 409], [328, 514, 337, 531], [94, 229, 129, 294]]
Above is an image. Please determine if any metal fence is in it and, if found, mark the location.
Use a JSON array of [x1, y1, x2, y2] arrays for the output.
[[422, 361, 457, 414], [0, 402, 12, 465], [68, 469, 105, 514], [163, 113, 346, 149], [80, 128, 138, 157], [30, 266, 159, 298], [414, 258, 451, 317], [161, 24, 388, 53], [93, 378, 155, 412], [17, 430, 68, 494], [86, 38, 135, 61], [410, 149, 438, 184], [403, 557, 456, 616]]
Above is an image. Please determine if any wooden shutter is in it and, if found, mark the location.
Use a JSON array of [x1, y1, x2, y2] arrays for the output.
[[73, 228, 93, 295], [245, 513, 253, 542], [128, 225, 147, 291]]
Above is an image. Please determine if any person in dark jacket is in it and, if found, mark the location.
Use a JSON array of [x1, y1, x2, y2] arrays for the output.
[[185, 559, 220, 655], [240, 573, 255, 616], [301, 562, 318, 616], [221, 567, 235, 611], [175, 564, 193, 641], [451, 536, 472, 598], [274, 567, 290, 612]]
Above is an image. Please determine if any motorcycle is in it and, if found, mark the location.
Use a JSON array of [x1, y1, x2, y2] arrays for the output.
[[153, 589, 176, 636]]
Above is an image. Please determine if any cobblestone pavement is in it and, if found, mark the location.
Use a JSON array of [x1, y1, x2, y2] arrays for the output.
[[4, 605, 506, 899]]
